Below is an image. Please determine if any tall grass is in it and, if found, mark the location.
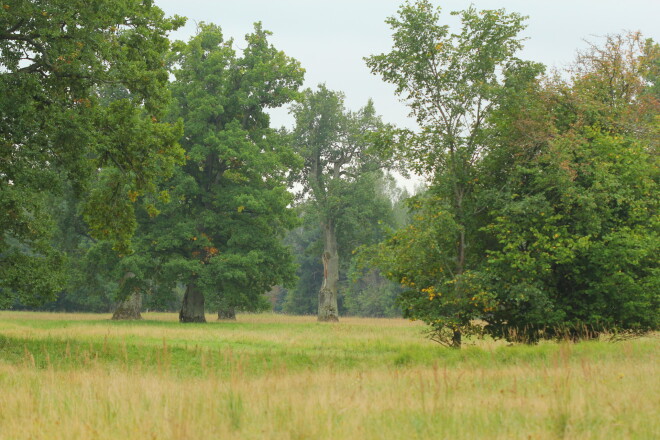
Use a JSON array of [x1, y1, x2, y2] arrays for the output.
[[0, 312, 657, 439]]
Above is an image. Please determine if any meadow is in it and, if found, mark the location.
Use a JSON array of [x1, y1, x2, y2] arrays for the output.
[[0, 311, 657, 440]]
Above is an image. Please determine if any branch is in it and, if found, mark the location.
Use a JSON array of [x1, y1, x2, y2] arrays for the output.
[[5, 19, 26, 35]]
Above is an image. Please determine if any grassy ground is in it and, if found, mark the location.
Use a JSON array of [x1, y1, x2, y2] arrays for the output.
[[0, 311, 657, 439]]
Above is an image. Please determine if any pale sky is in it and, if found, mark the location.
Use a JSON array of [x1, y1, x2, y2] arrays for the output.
[[156, 0, 660, 130]]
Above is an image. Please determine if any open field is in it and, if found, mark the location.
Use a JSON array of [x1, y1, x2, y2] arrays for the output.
[[0, 312, 658, 439]]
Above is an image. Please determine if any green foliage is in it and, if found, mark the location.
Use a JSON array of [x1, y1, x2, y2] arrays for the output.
[[368, 3, 658, 344], [373, 191, 493, 342], [291, 85, 392, 205], [480, 35, 660, 340], [344, 267, 402, 318], [366, 1, 525, 173], [342, 175, 409, 317], [1, 0, 185, 306], [282, 213, 324, 315], [145, 23, 305, 313], [367, 1, 527, 346]]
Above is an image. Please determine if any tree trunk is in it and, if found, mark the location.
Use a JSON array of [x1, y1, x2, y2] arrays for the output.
[[112, 272, 142, 320], [217, 306, 236, 320], [112, 290, 142, 320], [453, 193, 465, 349], [452, 228, 465, 349], [452, 330, 462, 348], [318, 219, 339, 322], [179, 282, 206, 323]]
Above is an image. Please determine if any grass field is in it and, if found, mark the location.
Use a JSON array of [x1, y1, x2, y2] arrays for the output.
[[0, 311, 657, 439]]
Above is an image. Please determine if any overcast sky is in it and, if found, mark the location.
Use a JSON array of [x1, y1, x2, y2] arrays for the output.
[[155, 0, 660, 130]]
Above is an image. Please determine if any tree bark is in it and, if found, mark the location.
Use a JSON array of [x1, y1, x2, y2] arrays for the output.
[[179, 282, 206, 323], [217, 306, 236, 320], [318, 219, 339, 322], [112, 290, 142, 320]]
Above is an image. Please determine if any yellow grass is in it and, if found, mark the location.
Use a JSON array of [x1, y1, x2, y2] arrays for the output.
[[0, 312, 658, 439]]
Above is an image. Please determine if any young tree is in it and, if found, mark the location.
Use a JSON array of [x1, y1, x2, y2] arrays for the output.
[[0, 0, 185, 307], [366, 1, 526, 346], [153, 23, 304, 322], [291, 85, 390, 321]]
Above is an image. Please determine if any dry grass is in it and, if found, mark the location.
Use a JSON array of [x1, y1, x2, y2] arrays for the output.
[[0, 312, 657, 439]]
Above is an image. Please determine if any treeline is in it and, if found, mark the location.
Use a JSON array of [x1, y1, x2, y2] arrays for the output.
[[1, 1, 657, 345]]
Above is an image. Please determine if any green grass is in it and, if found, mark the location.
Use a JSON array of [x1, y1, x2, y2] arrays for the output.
[[1, 312, 654, 375], [0, 311, 658, 439]]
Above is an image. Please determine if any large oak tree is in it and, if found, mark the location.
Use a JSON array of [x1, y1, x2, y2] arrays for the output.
[[152, 23, 304, 322]]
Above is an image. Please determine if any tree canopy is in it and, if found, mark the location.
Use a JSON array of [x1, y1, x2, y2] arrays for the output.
[[150, 23, 305, 322], [1, 0, 185, 307], [368, 1, 659, 345]]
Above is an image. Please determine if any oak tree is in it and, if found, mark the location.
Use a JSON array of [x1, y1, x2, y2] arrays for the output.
[[154, 23, 304, 322]]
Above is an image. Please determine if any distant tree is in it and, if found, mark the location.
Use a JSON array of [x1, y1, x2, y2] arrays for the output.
[[48, 187, 117, 313], [291, 86, 391, 321], [148, 23, 304, 322], [0, 0, 185, 307], [344, 177, 409, 318], [283, 173, 403, 317], [282, 209, 324, 315]]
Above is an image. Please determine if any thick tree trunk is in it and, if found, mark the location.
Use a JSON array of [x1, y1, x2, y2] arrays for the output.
[[179, 282, 206, 323], [318, 287, 338, 322], [217, 306, 236, 321], [318, 219, 339, 322], [112, 290, 142, 320]]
